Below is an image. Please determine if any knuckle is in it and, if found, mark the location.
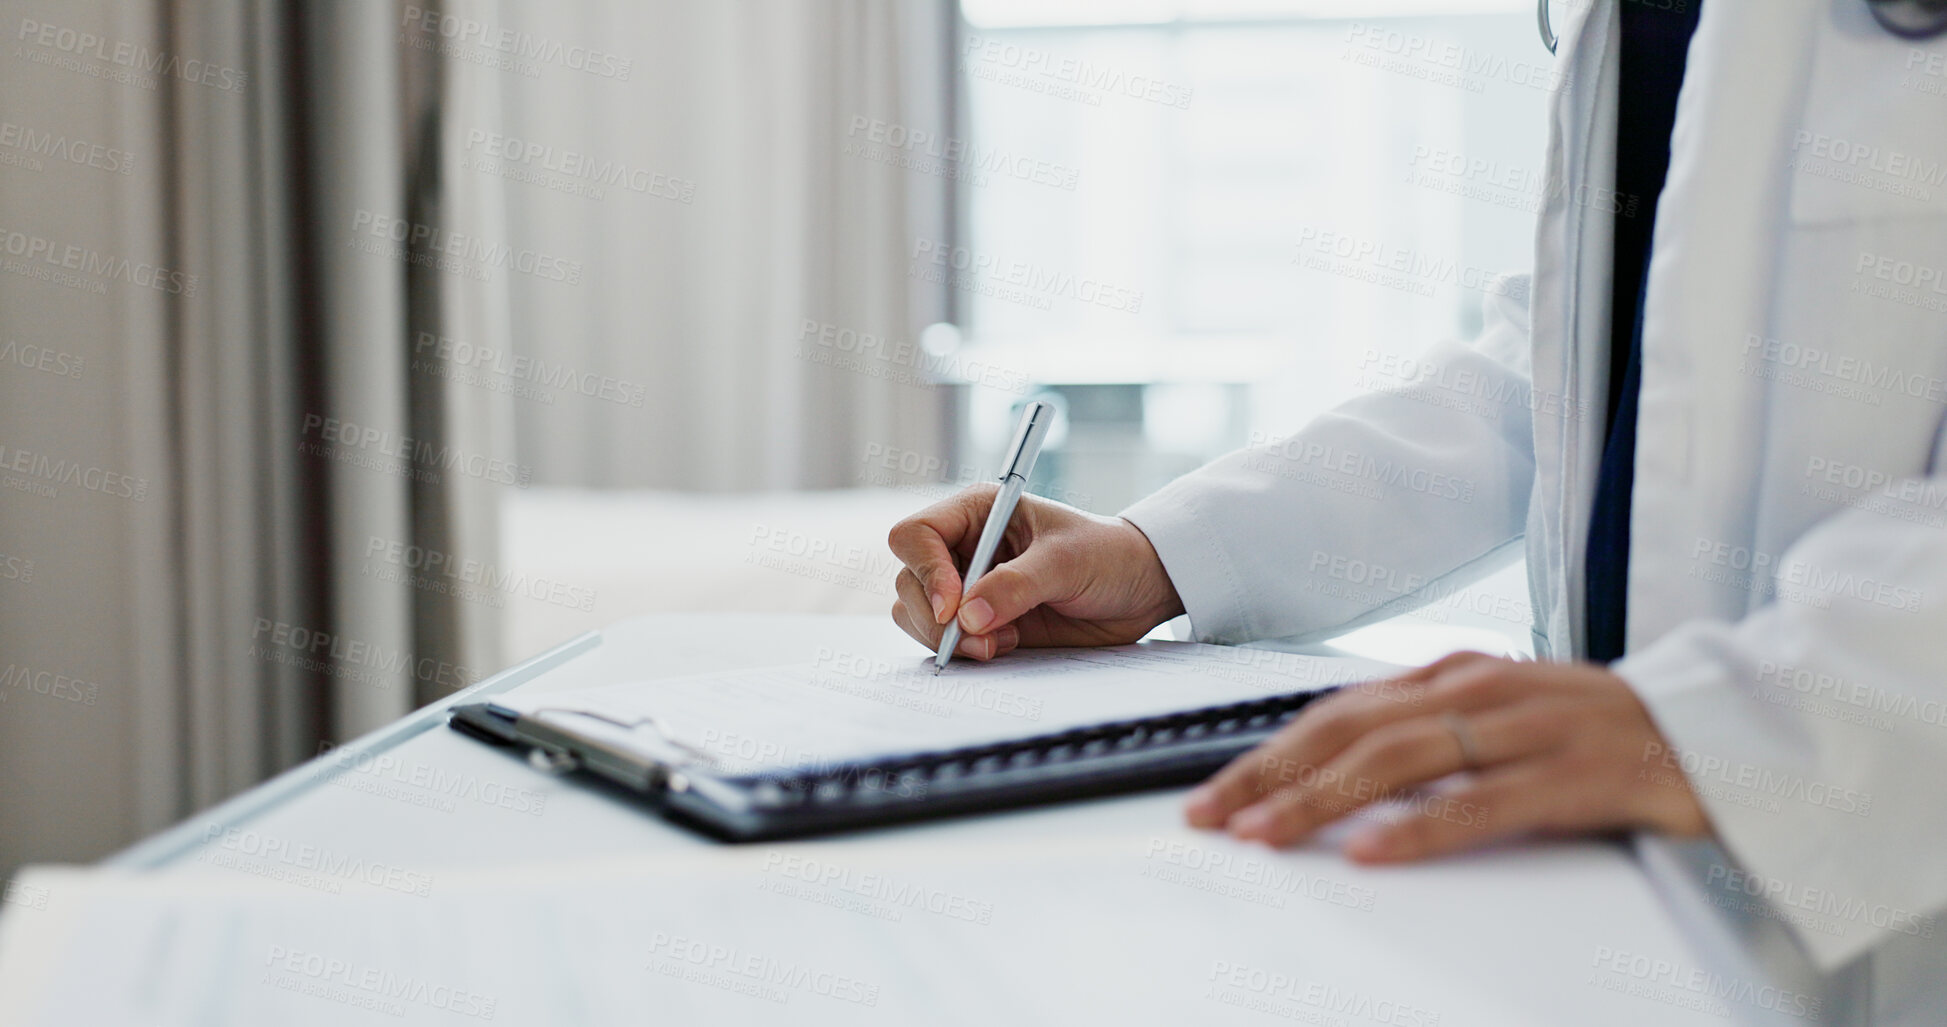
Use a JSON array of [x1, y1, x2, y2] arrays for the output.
[[1361, 725, 1429, 766], [1436, 666, 1509, 705], [887, 519, 923, 553], [1251, 733, 1309, 777], [958, 482, 999, 510], [1424, 650, 1492, 676], [1203, 775, 1249, 807], [975, 570, 1033, 618], [1219, 752, 1267, 787], [1519, 701, 1579, 738], [897, 569, 926, 599], [1552, 743, 1608, 781], [1221, 756, 1277, 797], [1252, 756, 1302, 792], [1300, 693, 1360, 733], [975, 564, 1018, 598], [1300, 696, 1379, 749]]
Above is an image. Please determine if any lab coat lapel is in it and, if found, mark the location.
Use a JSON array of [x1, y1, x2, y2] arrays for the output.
[[1624, 2, 1822, 649], [1528, 0, 1618, 659]]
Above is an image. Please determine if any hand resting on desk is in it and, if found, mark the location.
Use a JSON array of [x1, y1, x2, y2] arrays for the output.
[[1185, 651, 1711, 862]]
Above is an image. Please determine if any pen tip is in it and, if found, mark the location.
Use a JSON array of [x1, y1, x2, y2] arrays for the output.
[[932, 664, 943, 676]]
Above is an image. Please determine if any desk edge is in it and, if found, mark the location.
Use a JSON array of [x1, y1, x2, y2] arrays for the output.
[[103, 631, 604, 870]]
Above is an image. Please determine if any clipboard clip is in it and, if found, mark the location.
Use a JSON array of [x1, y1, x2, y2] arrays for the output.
[[449, 702, 707, 795], [528, 747, 579, 775], [521, 706, 724, 772]]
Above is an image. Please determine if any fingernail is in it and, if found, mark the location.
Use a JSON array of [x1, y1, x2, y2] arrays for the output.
[[1183, 786, 1219, 825], [930, 592, 948, 624], [1347, 829, 1398, 861], [1229, 806, 1275, 839], [959, 598, 994, 634]]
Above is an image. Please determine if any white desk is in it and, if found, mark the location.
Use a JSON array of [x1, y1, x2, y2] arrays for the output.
[[0, 615, 1871, 1025]]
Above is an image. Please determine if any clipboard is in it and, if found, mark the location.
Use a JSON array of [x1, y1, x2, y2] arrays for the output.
[[448, 684, 1337, 841]]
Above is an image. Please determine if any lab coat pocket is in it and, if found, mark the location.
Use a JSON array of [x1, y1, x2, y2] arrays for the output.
[[1787, 0, 1947, 226]]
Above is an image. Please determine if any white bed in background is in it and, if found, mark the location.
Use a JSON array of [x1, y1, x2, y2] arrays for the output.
[[498, 488, 933, 661], [498, 487, 1529, 669]]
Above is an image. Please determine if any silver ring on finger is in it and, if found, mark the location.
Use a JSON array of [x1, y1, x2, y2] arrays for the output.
[[1442, 710, 1483, 770]]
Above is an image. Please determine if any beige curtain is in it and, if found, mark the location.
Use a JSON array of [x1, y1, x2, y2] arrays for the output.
[[0, 0, 503, 873], [466, 0, 955, 490], [0, 0, 947, 875]]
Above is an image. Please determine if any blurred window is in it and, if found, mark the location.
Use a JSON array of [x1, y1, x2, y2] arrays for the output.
[[954, 0, 1548, 511]]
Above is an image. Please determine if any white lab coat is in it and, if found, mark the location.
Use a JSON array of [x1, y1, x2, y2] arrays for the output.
[[1123, 0, 1947, 995]]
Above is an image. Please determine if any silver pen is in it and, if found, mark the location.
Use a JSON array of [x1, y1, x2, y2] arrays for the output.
[[935, 400, 1056, 674]]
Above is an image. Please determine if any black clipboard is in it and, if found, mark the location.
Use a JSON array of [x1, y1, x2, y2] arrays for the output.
[[448, 685, 1336, 841]]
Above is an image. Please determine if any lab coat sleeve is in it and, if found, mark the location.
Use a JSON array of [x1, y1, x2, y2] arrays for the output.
[[1615, 489, 1947, 971], [1120, 276, 1537, 646]]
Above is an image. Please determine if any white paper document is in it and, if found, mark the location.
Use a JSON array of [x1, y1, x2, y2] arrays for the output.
[[0, 833, 1723, 1027], [496, 642, 1402, 774]]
